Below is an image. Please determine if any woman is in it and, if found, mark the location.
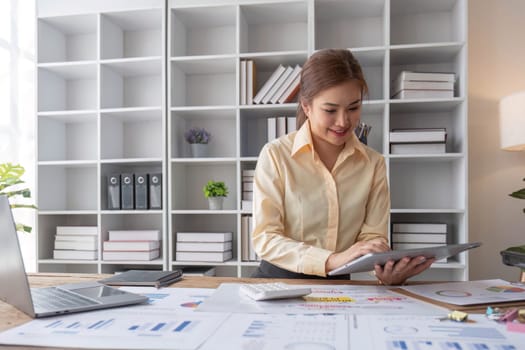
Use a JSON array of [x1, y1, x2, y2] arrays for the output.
[[251, 49, 433, 285]]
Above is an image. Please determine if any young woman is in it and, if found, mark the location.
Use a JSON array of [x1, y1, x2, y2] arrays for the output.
[[251, 49, 433, 285]]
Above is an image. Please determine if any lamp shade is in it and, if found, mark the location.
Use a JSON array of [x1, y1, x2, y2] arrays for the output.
[[500, 91, 525, 151]]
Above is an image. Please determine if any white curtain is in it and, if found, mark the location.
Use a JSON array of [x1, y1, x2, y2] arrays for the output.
[[0, 0, 36, 271]]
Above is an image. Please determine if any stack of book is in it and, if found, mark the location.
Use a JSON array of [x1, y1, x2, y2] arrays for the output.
[[102, 229, 161, 261], [241, 169, 255, 212], [391, 71, 455, 99], [53, 226, 98, 260], [253, 64, 302, 105], [240, 215, 259, 262], [240, 60, 256, 105], [176, 232, 233, 262], [267, 116, 296, 141], [391, 222, 447, 253], [389, 128, 447, 154]]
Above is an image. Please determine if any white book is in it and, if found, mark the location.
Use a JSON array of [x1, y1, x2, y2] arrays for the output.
[[389, 128, 447, 143], [108, 230, 161, 241], [56, 226, 98, 236], [395, 71, 456, 83], [176, 231, 233, 242], [246, 60, 255, 105], [391, 80, 454, 96], [242, 169, 255, 177], [240, 60, 247, 105], [241, 200, 253, 212], [248, 216, 256, 261], [261, 66, 293, 104], [253, 64, 286, 104], [392, 89, 454, 100], [103, 249, 160, 261], [241, 216, 249, 261], [55, 235, 98, 243], [242, 181, 254, 191], [390, 142, 446, 154], [276, 116, 287, 137], [392, 223, 447, 233], [53, 250, 97, 260], [391, 233, 447, 244], [271, 65, 301, 104], [176, 250, 232, 262], [242, 191, 253, 201], [103, 240, 161, 251], [267, 117, 277, 141], [54, 240, 98, 251], [277, 73, 301, 104], [392, 242, 445, 250], [176, 241, 232, 252], [286, 116, 297, 133]]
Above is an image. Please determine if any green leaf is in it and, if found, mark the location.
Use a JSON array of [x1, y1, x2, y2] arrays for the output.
[[16, 223, 32, 233], [509, 188, 525, 200]]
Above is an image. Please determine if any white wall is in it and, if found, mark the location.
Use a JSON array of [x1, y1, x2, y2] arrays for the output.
[[469, 0, 525, 281]]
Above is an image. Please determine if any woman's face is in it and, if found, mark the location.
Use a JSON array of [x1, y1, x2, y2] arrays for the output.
[[301, 80, 363, 150]]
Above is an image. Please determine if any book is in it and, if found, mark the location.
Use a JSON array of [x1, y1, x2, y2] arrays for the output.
[[392, 89, 454, 99], [54, 240, 98, 250], [246, 60, 256, 105], [391, 233, 447, 244], [276, 116, 287, 137], [56, 226, 98, 236], [240, 60, 247, 105], [391, 80, 454, 96], [286, 116, 297, 133], [389, 128, 447, 143], [103, 240, 161, 251], [394, 71, 456, 83], [261, 66, 293, 104], [177, 231, 233, 242], [99, 269, 183, 288], [53, 249, 97, 260], [392, 242, 445, 250], [108, 230, 161, 241], [253, 64, 286, 104], [54, 235, 97, 242], [242, 169, 255, 177], [176, 250, 232, 262], [267, 117, 277, 141], [270, 65, 301, 104], [390, 142, 446, 154], [277, 73, 301, 104], [176, 241, 232, 252], [102, 249, 160, 261], [392, 223, 447, 233], [241, 200, 253, 212]]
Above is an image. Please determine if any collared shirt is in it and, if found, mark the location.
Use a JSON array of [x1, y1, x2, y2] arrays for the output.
[[252, 121, 390, 277]]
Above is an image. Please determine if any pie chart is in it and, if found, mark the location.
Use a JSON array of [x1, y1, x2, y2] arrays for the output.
[[486, 285, 525, 293]]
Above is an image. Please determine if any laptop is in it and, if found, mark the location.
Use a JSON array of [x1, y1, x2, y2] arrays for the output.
[[0, 195, 148, 318]]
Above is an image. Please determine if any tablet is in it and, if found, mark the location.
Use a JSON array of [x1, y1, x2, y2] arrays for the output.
[[327, 242, 482, 276]]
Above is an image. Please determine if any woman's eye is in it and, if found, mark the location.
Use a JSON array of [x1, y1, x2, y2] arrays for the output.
[[348, 106, 360, 112], [323, 109, 336, 114]]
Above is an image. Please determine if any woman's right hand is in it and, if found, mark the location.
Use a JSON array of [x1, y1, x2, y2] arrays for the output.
[[325, 238, 390, 273]]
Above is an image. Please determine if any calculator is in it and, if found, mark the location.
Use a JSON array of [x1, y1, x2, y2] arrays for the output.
[[239, 282, 312, 301]]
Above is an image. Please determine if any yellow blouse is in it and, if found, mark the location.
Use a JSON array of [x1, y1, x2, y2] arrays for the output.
[[252, 121, 390, 277]]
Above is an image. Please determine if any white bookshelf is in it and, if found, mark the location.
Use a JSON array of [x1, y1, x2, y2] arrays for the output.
[[37, 0, 468, 281]]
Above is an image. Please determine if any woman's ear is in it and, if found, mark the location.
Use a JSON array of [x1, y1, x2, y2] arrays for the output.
[[300, 100, 311, 118]]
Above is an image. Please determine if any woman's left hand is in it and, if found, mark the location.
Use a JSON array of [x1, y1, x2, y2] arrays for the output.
[[374, 256, 435, 285]]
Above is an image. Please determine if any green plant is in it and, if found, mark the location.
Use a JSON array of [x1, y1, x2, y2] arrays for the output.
[[0, 163, 36, 233], [509, 177, 525, 213], [202, 180, 228, 198]]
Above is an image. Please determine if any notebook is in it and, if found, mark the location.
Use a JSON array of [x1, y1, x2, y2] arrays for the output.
[[0, 195, 148, 318]]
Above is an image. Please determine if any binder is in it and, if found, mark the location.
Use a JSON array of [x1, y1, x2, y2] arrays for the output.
[[134, 173, 149, 210], [107, 174, 120, 210], [121, 173, 134, 210], [149, 173, 162, 209]]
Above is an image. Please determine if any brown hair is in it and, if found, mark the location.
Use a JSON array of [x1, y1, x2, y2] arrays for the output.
[[296, 49, 368, 128]]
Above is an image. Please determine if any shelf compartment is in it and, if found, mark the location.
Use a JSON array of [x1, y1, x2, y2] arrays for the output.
[[171, 162, 237, 211], [389, 157, 465, 210], [170, 5, 236, 57], [38, 113, 97, 161], [100, 212, 163, 243], [38, 164, 98, 211], [101, 108, 163, 160], [101, 58, 162, 109], [390, 0, 466, 45], [170, 57, 236, 107], [315, 0, 385, 49], [361, 103, 385, 154], [38, 14, 97, 63], [353, 49, 386, 101], [171, 108, 236, 158], [239, 2, 308, 54], [37, 213, 98, 261], [101, 9, 163, 59], [38, 64, 97, 112]]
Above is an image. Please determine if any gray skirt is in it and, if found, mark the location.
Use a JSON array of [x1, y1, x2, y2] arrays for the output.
[[252, 260, 350, 280]]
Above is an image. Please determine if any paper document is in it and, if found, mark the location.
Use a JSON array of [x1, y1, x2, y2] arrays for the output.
[[400, 279, 525, 306], [197, 283, 446, 315], [120, 286, 214, 313]]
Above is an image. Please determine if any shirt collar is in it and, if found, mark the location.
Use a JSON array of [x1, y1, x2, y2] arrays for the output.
[[291, 121, 370, 162]]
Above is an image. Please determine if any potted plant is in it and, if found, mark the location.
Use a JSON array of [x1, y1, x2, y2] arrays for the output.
[[0, 163, 36, 233], [203, 180, 228, 210], [185, 127, 211, 158]]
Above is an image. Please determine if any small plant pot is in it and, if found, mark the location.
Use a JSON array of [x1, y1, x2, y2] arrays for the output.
[[191, 143, 208, 157], [208, 197, 224, 210]]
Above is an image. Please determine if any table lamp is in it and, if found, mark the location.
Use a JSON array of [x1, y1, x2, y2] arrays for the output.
[[499, 91, 525, 282]]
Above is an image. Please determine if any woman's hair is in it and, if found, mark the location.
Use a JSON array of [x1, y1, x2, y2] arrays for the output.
[[296, 49, 368, 128]]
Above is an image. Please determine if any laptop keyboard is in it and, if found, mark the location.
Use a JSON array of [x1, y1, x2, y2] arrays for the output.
[[32, 287, 99, 311]]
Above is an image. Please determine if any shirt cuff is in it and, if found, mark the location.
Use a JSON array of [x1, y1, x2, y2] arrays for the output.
[[301, 246, 334, 277]]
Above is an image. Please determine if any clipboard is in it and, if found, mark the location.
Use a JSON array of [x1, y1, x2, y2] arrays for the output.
[[328, 242, 482, 276]]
